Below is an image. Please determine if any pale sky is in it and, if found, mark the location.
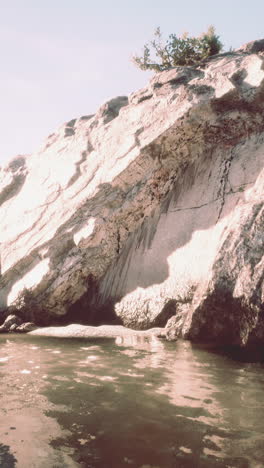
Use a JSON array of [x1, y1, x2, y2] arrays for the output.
[[0, 0, 263, 164]]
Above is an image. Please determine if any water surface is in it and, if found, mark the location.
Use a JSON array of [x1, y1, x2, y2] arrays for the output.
[[0, 334, 264, 467]]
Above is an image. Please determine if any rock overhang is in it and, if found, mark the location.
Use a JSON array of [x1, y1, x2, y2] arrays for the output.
[[0, 40, 263, 347]]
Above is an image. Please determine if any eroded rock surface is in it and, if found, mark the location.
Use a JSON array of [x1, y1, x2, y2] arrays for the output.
[[0, 42, 263, 346]]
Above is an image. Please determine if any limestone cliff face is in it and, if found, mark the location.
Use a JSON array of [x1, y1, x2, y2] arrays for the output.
[[0, 40, 263, 346]]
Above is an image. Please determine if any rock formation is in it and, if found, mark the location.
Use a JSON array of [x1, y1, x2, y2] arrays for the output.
[[0, 40, 263, 347], [0, 314, 36, 333]]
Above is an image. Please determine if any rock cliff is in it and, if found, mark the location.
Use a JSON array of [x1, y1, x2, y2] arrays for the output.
[[0, 40, 263, 346]]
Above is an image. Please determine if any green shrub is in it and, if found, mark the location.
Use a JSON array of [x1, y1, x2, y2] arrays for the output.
[[132, 26, 223, 72]]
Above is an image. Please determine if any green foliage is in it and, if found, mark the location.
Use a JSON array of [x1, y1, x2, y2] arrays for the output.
[[132, 26, 223, 72]]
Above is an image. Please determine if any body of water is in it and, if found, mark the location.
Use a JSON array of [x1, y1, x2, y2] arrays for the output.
[[0, 334, 264, 467]]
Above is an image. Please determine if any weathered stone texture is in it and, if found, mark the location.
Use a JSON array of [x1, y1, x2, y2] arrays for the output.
[[0, 43, 263, 346]]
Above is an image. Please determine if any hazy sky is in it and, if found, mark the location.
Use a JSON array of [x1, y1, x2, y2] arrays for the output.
[[0, 0, 263, 164]]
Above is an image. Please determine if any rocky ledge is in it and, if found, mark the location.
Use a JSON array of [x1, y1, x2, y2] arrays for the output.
[[0, 39, 263, 347], [29, 324, 164, 339]]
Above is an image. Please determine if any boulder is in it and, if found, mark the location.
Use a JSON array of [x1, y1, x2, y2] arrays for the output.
[[16, 322, 37, 333], [0, 314, 22, 333], [165, 305, 191, 341]]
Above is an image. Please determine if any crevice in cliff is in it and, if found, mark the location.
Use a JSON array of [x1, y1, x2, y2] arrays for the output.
[[168, 181, 255, 214], [0, 172, 27, 208], [64, 119, 77, 137], [216, 147, 236, 222], [65, 139, 95, 190], [67, 150, 89, 188], [0, 157, 28, 207], [116, 229, 121, 255]]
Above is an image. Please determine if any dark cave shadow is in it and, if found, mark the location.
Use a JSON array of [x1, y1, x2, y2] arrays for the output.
[[0, 180, 124, 321], [0, 176, 132, 323], [0, 443, 17, 468]]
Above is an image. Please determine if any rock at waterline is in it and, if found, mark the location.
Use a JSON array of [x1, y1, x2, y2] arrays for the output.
[[0, 315, 37, 333], [16, 322, 37, 333], [0, 314, 22, 333]]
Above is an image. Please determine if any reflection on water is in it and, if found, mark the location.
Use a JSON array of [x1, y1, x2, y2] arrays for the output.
[[0, 334, 264, 467]]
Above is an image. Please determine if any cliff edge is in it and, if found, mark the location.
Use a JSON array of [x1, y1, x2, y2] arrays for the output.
[[0, 40, 263, 347]]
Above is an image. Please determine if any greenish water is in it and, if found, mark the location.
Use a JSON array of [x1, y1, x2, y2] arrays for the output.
[[0, 335, 264, 468]]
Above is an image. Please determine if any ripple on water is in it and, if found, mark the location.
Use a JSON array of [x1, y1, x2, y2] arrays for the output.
[[0, 334, 264, 467]]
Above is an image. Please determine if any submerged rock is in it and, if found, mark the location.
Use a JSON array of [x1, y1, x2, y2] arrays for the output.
[[0, 40, 263, 347]]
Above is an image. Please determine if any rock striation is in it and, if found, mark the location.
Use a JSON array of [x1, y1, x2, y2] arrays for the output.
[[0, 40, 263, 347]]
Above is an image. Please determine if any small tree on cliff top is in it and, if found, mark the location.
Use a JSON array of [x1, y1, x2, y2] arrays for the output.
[[132, 26, 223, 72]]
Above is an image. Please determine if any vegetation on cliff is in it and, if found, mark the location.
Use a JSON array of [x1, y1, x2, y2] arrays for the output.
[[132, 26, 223, 71]]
